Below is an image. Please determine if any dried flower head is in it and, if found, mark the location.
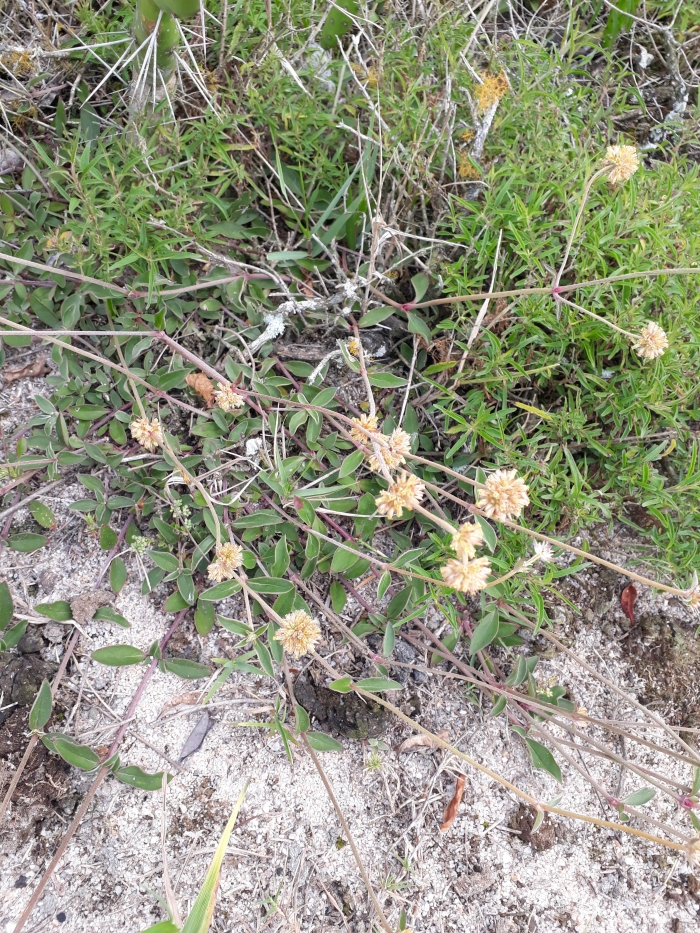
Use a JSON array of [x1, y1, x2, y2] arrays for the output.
[[214, 382, 246, 411], [368, 427, 412, 472], [604, 145, 639, 185], [207, 561, 228, 583], [130, 417, 163, 452], [684, 572, 700, 612], [451, 522, 484, 561], [274, 609, 321, 658], [633, 321, 668, 360], [532, 540, 554, 564], [375, 471, 425, 520], [685, 837, 700, 867], [346, 337, 361, 357], [207, 541, 243, 581], [441, 556, 491, 593], [477, 469, 530, 521], [349, 413, 379, 446]]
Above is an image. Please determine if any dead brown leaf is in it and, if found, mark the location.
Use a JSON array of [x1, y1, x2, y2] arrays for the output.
[[440, 774, 465, 832], [159, 691, 203, 715], [620, 584, 637, 626], [70, 590, 112, 625], [395, 728, 449, 753], [185, 372, 215, 407], [4, 355, 49, 384]]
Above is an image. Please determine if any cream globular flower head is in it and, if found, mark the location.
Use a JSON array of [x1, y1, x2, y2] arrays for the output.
[[368, 427, 412, 472], [532, 540, 554, 564], [604, 145, 639, 185], [375, 471, 425, 520], [214, 382, 246, 412], [130, 417, 164, 452], [349, 413, 379, 446], [207, 541, 243, 582], [633, 321, 668, 361], [441, 556, 492, 594], [274, 609, 321, 658], [477, 469, 530, 522], [451, 521, 484, 561]]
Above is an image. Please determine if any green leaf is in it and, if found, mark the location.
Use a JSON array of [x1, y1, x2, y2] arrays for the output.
[[164, 590, 190, 612], [110, 557, 127, 594], [524, 738, 562, 783], [107, 496, 135, 509], [99, 524, 118, 550], [470, 611, 499, 654], [295, 705, 310, 734], [180, 781, 249, 933], [254, 640, 274, 677], [382, 623, 395, 657], [195, 600, 216, 636], [115, 766, 173, 791], [406, 311, 432, 344], [177, 572, 197, 605], [411, 272, 430, 302], [231, 510, 284, 529], [306, 733, 343, 752], [28, 500, 55, 528], [53, 736, 100, 771], [29, 680, 52, 731], [491, 694, 507, 717], [8, 533, 46, 552], [92, 645, 146, 666], [1, 619, 27, 648], [329, 676, 354, 693], [69, 499, 99, 512], [355, 677, 403, 692], [71, 405, 109, 420], [330, 546, 363, 573], [247, 577, 294, 595], [0, 582, 13, 630], [623, 787, 656, 807], [318, 0, 359, 50], [329, 580, 346, 614], [376, 571, 391, 600], [93, 606, 130, 628], [149, 550, 180, 571], [339, 448, 365, 478], [140, 922, 181, 932], [474, 514, 497, 552], [359, 306, 394, 327], [368, 373, 407, 388], [386, 587, 411, 620], [199, 580, 242, 601], [161, 659, 211, 679]]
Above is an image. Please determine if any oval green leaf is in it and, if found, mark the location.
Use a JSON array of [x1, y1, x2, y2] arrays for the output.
[[29, 679, 52, 731], [92, 645, 146, 666], [355, 677, 403, 692], [8, 533, 47, 552], [161, 658, 211, 679], [110, 556, 127, 594], [306, 732, 343, 752], [114, 765, 173, 790], [0, 582, 13, 630]]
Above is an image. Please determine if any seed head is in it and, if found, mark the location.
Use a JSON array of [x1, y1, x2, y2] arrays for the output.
[[349, 413, 379, 446], [207, 541, 243, 581], [633, 321, 668, 360], [685, 837, 700, 867], [214, 382, 246, 412], [604, 145, 639, 185], [451, 522, 483, 561], [375, 471, 425, 520], [477, 469, 530, 521], [368, 427, 412, 472], [441, 557, 492, 593], [130, 417, 163, 452], [532, 540, 554, 564], [274, 609, 321, 658]]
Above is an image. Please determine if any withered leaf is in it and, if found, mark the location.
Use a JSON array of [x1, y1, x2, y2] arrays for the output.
[[4, 355, 50, 384], [159, 691, 203, 715], [396, 729, 449, 753], [178, 711, 212, 762], [440, 774, 466, 832], [185, 372, 215, 407], [620, 584, 637, 626], [70, 589, 113, 625]]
